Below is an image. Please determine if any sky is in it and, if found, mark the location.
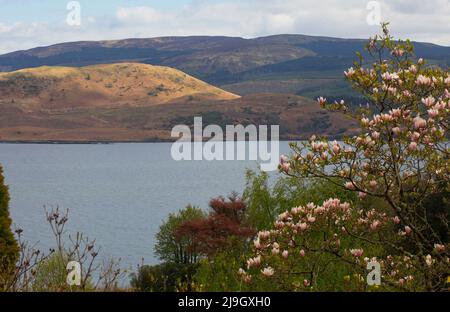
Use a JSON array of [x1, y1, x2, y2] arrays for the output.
[[0, 0, 449, 54]]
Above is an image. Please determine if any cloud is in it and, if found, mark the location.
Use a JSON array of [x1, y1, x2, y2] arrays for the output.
[[0, 0, 449, 55], [116, 6, 169, 25]]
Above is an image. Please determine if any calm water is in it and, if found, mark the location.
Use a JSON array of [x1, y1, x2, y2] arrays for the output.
[[0, 143, 291, 271]]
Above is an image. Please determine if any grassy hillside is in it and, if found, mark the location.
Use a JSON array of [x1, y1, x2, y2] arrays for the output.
[[0, 63, 239, 113]]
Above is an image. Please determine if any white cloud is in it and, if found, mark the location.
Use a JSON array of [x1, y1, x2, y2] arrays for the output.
[[116, 6, 169, 25], [0, 0, 449, 55]]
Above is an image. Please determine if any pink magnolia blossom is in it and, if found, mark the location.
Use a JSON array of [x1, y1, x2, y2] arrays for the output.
[[299, 249, 306, 257], [371, 131, 380, 140], [434, 244, 445, 253], [369, 180, 378, 189], [332, 141, 341, 154], [370, 220, 381, 231], [392, 127, 401, 136], [344, 67, 356, 78], [408, 142, 418, 151], [416, 74, 431, 86], [350, 249, 364, 258], [359, 192, 366, 199], [413, 116, 427, 129], [261, 267, 275, 277], [404, 226, 412, 236], [393, 216, 401, 224], [303, 279, 310, 287], [282, 250, 289, 259], [421, 96, 436, 107], [281, 163, 290, 173], [345, 182, 355, 190], [427, 109, 438, 118]]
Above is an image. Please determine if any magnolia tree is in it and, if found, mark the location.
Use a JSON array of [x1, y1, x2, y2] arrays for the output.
[[240, 25, 449, 292]]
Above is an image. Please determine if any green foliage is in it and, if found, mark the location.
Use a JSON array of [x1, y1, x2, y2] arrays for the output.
[[243, 169, 357, 230], [194, 252, 247, 292], [32, 252, 70, 292], [0, 165, 19, 271], [154, 205, 206, 264], [130, 263, 198, 292]]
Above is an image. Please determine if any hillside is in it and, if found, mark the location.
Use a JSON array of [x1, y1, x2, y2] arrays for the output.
[[0, 92, 358, 142], [0, 63, 239, 113], [1, 35, 449, 101], [0, 63, 358, 142]]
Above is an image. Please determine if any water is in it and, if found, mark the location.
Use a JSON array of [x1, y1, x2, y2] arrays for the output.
[[0, 142, 292, 272]]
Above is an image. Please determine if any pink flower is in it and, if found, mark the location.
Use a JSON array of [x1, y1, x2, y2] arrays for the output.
[[281, 162, 290, 173], [425, 254, 433, 266], [258, 231, 270, 240], [361, 117, 370, 126], [299, 249, 306, 257], [413, 116, 427, 129], [272, 247, 280, 256], [371, 131, 380, 140], [345, 182, 355, 190], [390, 109, 401, 118], [416, 74, 431, 86], [393, 216, 401, 224], [261, 267, 275, 277], [359, 192, 366, 199], [247, 255, 261, 269], [280, 154, 288, 164], [332, 141, 341, 154], [282, 250, 289, 259], [404, 226, 412, 235], [369, 180, 378, 189], [408, 142, 417, 151], [392, 127, 401, 136], [344, 67, 355, 78], [445, 76, 450, 86], [370, 220, 381, 231], [350, 249, 364, 258], [411, 132, 421, 141], [434, 244, 445, 253], [421, 96, 436, 107], [303, 279, 310, 287], [307, 215, 316, 223], [445, 89, 450, 99], [427, 109, 438, 118], [298, 222, 308, 231]]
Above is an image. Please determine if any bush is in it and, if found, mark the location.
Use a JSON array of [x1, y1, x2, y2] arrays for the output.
[[0, 165, 19, 274], [130, 263, 198, 292]]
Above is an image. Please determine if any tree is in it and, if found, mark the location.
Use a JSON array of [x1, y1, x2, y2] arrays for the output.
[[154, 205, 206, 264], [176, 194, 255, 257], [241, 25, 449, 292], [0, 164, 19, 271]]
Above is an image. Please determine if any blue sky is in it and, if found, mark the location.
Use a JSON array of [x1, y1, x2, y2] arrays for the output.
[[0, 0, 449, 54], [0, 0, 193, 23]]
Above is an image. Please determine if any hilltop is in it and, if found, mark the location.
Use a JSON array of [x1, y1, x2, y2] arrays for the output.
[[0, 63, 239, 113]]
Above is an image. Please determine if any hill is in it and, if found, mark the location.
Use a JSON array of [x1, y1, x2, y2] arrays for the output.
[[0, 64, 357, 142], [0, 35, 449, 101], [0, 63, 239, 113]]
